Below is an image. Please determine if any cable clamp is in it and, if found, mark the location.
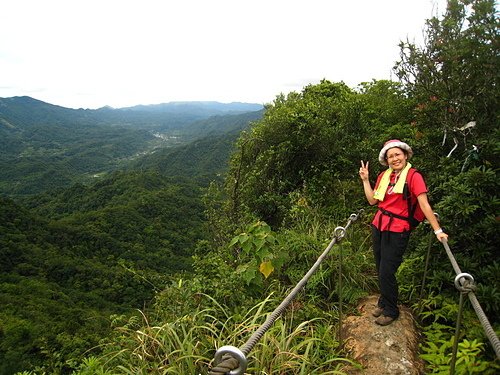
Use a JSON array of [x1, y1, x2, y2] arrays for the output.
[[454, 272, 475, 293], [213, 346, 247, 375], [334, 226, 346, 240]]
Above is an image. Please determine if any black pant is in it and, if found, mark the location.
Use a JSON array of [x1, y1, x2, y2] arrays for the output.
[[371, 225, 410, 318]]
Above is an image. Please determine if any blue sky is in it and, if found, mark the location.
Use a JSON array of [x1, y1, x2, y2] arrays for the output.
[[0, 0, 447, 109]]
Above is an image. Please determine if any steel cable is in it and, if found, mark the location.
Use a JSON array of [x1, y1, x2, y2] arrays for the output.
[[440, 239, 500, 359], [209, 210, 363, 375]]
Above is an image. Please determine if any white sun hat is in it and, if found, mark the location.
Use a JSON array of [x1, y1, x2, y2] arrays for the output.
[[378, 139, 413, 166]]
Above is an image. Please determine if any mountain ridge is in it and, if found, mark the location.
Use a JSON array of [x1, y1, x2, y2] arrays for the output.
[[1, 95, 263, 113], [119, 100, 263, 114], [0, 95, 263, 196]]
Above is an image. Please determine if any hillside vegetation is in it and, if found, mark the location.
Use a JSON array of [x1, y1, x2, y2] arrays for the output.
[[0, 98, 263, 196], [0, 100, 263, 373], [0, 171, 210, 374], [0, 1, 498, 374]]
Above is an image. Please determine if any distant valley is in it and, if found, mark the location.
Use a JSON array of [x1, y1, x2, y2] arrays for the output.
[[0, 96, 263, 196]]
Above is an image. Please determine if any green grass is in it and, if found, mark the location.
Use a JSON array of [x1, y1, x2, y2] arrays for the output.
[[65, 294, 358, 374]]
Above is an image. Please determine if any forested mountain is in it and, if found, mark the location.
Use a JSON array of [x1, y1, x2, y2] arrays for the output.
[[0, 197, 114, 373], [0, 97, 155, 195], [120, 100, 263, 115], [131, 110, 264, 183], [0, 97, 263, 373], [0, 97, 262, 196], [1, 171, 208, 373], [91, 101, 263, 133]]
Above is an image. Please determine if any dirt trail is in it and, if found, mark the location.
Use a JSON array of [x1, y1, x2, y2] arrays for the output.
[[341, 295, 425, 375]]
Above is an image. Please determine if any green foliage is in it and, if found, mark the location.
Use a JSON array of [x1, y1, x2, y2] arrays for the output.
[[0, 276, 111, 374], [389, 4, 500, 370], [71, 356, 114, 375], [394, 0, 499, 164], [0, 169, 207, 373], [434, 167, 498, 263], [419, 293, 461, 323], [229, 221, 286, 285], [420, 323, 500, 374], [274, 201, 376, 316], [247, 316, 356, 374], [408, 290, 500, 373]]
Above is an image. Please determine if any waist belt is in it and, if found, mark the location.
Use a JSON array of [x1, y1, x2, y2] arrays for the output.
[[378, 208, 411, 231]]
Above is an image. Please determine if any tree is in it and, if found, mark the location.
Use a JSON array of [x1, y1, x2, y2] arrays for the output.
[[223, 79, 415, 229], [224, 81, 356, 227], [394, 0, 499, 167]]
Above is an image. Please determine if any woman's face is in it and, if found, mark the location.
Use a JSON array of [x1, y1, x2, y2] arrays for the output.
[[386, 147, 408, 171]]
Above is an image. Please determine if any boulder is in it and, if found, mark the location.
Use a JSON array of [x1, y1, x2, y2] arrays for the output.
[[341, 295, 425, 374]]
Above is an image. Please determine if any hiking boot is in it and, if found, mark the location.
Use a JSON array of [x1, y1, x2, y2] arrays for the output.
[[375, 315, 395, 326], [372, 307, 384, 317]]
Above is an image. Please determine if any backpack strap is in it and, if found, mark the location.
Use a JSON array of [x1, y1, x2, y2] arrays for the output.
[[403, 168, 422, 229]]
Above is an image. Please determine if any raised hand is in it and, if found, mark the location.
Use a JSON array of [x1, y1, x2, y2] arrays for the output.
[[359, 160, 369, 181]]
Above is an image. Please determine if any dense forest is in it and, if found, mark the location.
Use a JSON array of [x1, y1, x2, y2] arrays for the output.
[[0, 1, 498, 374], [0, 96, 263, 195]]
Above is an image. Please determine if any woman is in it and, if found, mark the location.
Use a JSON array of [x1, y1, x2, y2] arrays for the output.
[[359, 139, 448, 326]]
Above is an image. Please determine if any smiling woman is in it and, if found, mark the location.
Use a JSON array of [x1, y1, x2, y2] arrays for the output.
[[359, 139, 447, 326]]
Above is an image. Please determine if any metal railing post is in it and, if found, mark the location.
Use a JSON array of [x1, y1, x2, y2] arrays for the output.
[[338, 241, 343, 347], [450, 290, 466, 375]]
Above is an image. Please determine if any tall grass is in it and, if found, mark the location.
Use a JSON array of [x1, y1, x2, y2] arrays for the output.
[[71, 294, 357, 374]]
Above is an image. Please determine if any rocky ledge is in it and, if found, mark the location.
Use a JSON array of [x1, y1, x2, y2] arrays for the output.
[[341, 295, 425, 374]]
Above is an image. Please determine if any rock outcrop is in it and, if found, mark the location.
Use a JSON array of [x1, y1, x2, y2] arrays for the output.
[[341, 295, 425, 374]]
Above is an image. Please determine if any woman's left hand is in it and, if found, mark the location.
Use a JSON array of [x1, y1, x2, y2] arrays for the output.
[[436, 232, 448, 242]]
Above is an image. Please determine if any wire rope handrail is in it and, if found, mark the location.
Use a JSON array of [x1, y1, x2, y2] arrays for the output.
[[420, 214, 500, 374], [440, 239, 500, 360], [209, 209, 364, 375]]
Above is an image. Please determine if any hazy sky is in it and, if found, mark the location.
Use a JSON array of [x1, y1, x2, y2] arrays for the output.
[[1, 0, 447, 109]]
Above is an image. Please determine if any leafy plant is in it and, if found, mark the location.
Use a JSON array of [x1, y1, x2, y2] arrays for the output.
[[420, 323, 499, 374], [229, 221, 287, 286]]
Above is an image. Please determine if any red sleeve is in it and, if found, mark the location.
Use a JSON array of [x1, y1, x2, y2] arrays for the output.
[[411, 171, 428, 197]]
